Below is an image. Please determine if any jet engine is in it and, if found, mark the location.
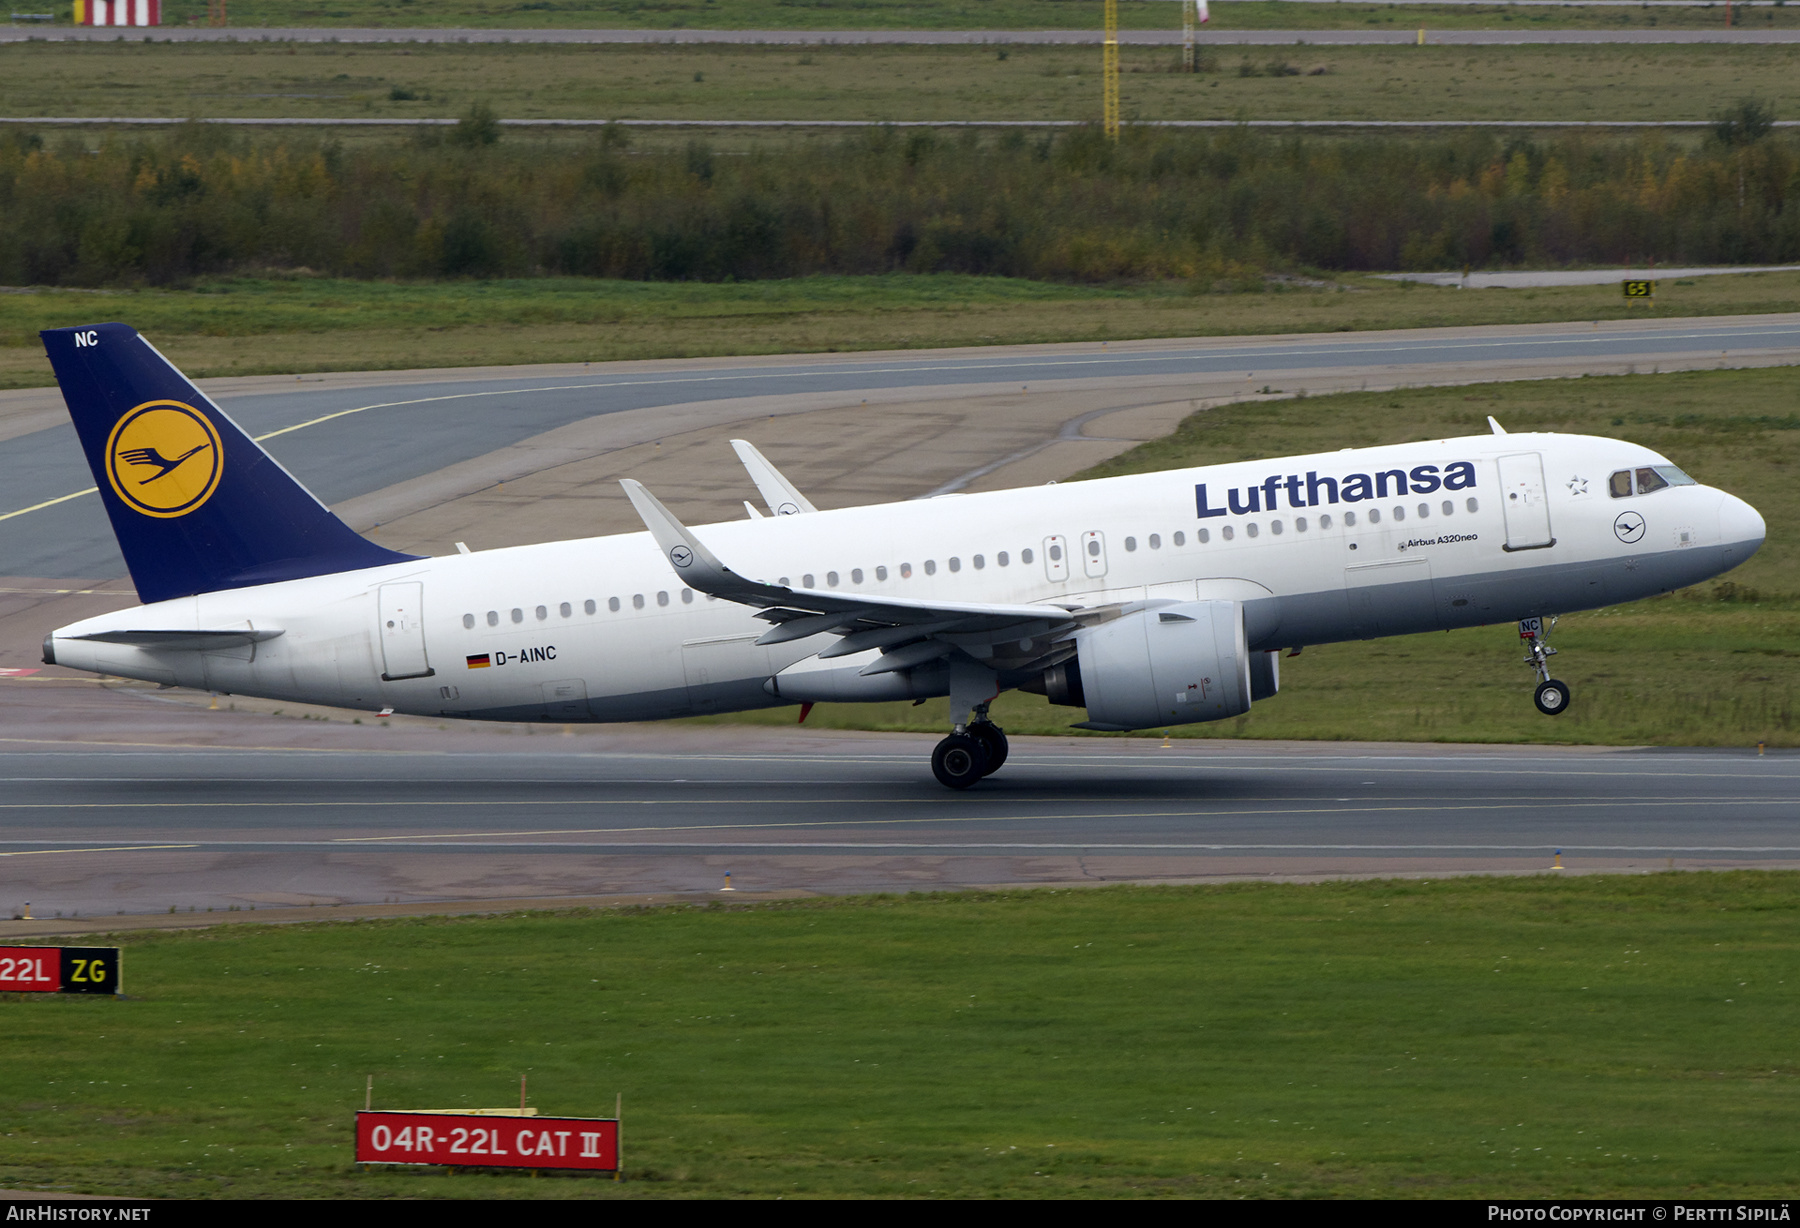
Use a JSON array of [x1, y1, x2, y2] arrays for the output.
[[1032, 600, 1253, 731]]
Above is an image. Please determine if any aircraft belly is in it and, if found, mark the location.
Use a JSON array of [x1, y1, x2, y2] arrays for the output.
[[463, 681, 700, 724], [1264, 588, 1352, 649], [580, 616, 688, 718], [682, 631, 777, 715], [1604, 544, 1733, 603], [1344, 558, 1437, 639]]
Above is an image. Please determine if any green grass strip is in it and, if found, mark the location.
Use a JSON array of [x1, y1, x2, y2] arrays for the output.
[[4, 872, 1798, 1198]]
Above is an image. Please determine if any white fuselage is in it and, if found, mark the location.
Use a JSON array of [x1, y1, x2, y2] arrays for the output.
[[49, 431, 1765, 723]]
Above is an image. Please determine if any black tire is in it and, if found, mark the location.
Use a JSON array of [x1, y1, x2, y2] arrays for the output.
[[931, 732, 990, 790], [1534, 679, 1571, 716], [969, 723, 1009, 776]]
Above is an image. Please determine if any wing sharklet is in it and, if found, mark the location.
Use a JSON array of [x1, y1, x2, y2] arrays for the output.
[[731, 439, 817, 516]]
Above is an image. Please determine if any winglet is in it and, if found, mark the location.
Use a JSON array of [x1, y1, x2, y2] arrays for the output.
[[621, 478, 769, 601], [731, 440, 817, 516], [1487, 415, 1507, 435]]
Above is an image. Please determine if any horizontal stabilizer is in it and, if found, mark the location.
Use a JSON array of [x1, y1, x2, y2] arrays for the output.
[[71, 628, 284, 650]]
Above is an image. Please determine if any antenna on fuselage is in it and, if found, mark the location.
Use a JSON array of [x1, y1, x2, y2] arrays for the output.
[[1487, 416, 1508, 435]]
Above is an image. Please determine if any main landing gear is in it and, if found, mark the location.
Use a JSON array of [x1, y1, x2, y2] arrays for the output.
[[1519, 616, 1571, 717], [931, 703, 1009, 790]]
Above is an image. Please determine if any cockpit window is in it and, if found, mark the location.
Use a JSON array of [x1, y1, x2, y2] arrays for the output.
[[1615, 465, 1697, 497]]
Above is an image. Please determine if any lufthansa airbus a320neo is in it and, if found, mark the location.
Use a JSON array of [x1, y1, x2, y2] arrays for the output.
[[38, 324, 1766, 787]]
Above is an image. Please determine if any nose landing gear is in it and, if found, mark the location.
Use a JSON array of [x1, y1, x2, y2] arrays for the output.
[[1519, 616, 1571, 716]]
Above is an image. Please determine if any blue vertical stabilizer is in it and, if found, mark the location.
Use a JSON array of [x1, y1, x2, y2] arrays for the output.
[[41, 323, 420, 603]]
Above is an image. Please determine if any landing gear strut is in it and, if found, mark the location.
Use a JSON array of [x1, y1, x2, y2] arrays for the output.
[[932, 701, 1009, 789], [1519, 616, 1571, 717]]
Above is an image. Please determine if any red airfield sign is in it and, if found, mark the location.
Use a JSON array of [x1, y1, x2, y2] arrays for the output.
[[0, 946, 119, 994], [355, 1111, 618, 1171]]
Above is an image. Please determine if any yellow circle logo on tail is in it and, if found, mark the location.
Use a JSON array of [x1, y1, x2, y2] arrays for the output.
[[104, 400, 224, 519]]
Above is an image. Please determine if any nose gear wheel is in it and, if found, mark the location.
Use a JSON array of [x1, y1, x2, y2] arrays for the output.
[[1534, 679, 1571, 716]]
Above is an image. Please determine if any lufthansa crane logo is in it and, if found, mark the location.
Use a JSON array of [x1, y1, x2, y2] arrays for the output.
[[104, 400, 224, 519], [669, 545, 693, 568]]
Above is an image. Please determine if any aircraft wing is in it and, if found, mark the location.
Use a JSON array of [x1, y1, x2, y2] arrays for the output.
[[622, 479, 1089, 675]]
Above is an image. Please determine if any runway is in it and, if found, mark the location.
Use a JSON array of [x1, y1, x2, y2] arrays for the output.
[[0, 682, 1794, 932], [2, 314, 1797, 924]]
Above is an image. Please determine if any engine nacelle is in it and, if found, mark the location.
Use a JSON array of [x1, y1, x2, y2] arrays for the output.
[[1056, 600, 1252, 732]]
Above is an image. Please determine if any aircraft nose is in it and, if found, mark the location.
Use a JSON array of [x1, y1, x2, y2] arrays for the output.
[[1718, 492, 1766, 554]]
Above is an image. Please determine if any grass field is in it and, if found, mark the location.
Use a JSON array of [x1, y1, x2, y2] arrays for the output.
[[695, 364, 1800, 747], [3, 874, 1797, 1199], [5, 40, 1797, 125], [28, 0, 1800, 30], [5, 270, 1800, 389]]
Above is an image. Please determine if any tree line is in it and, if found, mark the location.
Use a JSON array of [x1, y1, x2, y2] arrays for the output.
[[2, 122, 1796, 286]]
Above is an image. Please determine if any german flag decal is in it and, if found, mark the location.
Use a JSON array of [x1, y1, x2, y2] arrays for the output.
[[465, 653, 491, 669]]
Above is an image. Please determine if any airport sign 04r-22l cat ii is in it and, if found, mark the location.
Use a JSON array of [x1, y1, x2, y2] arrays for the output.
[[38, 325, 1766, 789]]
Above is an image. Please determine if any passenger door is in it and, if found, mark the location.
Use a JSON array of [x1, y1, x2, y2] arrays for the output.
[[1497, 453, 1556, 552], [377, 582, 434, 680]]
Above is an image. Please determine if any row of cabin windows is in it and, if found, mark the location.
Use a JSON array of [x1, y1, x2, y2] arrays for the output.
[[772, 553, 1037, 586], [460, 589, 714, 628], [456, 498, 1486, 627], [759, 498, 1481, 587]]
